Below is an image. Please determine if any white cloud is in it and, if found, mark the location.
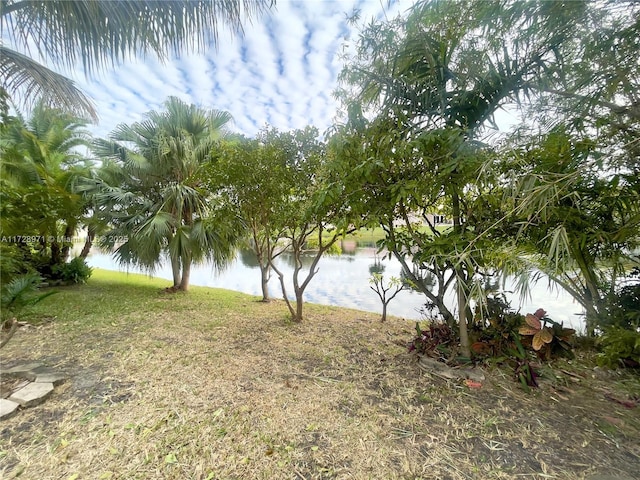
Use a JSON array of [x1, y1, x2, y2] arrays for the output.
[[63, 0, 410, 140]]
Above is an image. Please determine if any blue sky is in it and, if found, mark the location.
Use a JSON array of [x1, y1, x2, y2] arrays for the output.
[[67, 1, 409, 139]]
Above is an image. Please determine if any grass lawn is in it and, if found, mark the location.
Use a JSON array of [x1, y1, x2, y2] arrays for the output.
[[1, 269, 639, 479], [334, 226, 452, 248]]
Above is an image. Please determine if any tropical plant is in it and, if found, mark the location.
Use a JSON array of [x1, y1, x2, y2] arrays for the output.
[[1, 0, 274, 120], [93, 96, 242, 291], [518, 309, 575, 361], [0, 101, 92, 275], [597, 328, 640, 370], [0, 273, 57, 349], [408, 321, 456, 360], [509, 334, 540, 391], [51, 257, 92, 284], [505, 128, 640, 335], [470, 294, 525, 358]]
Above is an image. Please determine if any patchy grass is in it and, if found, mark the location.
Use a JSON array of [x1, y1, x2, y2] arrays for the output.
[[336, 226, 451, 248], [1, 269, 639, 479]]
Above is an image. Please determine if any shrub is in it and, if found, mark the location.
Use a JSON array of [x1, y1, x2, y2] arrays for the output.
[[52, 257, 93, 284], [518, 308, 575, 360], [1, 274, 57, 348], [604, 280, 640, 331], [408, 321, 456, 359], [597, 328, 640, 369], [471, 294, 524, 357]]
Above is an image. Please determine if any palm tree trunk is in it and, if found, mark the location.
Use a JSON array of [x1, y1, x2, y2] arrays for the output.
[[79, 226, 95, 259], [171, 256, 181, 288], [179, 258, 191, 291], [452, 189, 471, 358], [61, 223, 75, 262]]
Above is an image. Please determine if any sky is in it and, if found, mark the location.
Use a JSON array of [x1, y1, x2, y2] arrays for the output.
[[64, 0, 410, 140]]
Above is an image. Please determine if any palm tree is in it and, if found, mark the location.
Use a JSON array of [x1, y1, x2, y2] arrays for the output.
[[1, 0, 274, 120], [0, 101, 92, 268], [93, 96, 243, 291]]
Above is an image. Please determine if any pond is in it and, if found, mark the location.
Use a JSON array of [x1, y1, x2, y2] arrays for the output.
[[86, 245, 586, 331]]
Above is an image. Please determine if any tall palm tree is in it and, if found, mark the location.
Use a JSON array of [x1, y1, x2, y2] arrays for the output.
[[93, 96, 243, 291], [0, 0, 274, 120]]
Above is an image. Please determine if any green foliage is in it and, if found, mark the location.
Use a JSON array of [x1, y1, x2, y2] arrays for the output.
[[603, 271, 640, 331], [304, 236, 342, 255], [597, 328, 640, 370], [2, 0, 273, 120], [1, 273, 57, 348], [508, 335, 540, 392], [93, 97, 241, 291], [52, 257, 92, 284]]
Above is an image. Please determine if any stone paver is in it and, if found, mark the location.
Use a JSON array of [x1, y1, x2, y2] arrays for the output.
[[35, 373, 66, 386], [0, 398, 20, 419], [2, 362, 43, 375], [9, 382, 54, 407]]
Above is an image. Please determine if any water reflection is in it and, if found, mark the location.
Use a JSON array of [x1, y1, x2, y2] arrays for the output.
[[86, 246, 585, 330]]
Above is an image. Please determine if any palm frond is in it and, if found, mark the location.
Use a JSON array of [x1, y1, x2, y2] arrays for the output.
[[0, 46, 97, 121]]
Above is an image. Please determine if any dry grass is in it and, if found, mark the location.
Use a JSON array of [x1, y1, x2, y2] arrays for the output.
[[1, 269, 639, 479]]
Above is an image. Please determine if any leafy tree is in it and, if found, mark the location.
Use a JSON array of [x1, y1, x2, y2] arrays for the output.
[[260, 127, 356, 322], [203, 130, 291, 301], [505, 128, 640, 335], [1, 0, 274, 120], [334, 0, 582, 356], [93, 96, 242, 291]]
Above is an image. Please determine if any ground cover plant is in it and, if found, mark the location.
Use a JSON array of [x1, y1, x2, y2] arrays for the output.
[[1, 270, 639, 479]]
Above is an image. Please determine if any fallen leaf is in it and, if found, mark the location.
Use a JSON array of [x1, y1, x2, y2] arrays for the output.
[[464, 379, 482, 389]]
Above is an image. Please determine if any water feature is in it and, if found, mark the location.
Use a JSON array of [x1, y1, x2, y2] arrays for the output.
[[86, 245, 585, 330]]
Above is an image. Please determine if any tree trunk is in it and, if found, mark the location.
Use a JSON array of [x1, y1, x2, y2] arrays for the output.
[[294, 290, 304, 322], [179, 259, 191, 291], [79, 226, 95, 259], [50, 241, 62, 266], [457, 278, 471, 358], [381, 303, 388, 322], [171, 256, 181, 288], [60, 223, 75, 262], [259, 263, 270, 301]]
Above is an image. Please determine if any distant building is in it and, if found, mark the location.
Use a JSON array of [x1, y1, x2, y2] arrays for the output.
[[393, 213, 451, 228]]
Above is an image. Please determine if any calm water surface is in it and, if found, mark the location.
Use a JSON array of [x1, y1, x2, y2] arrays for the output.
[[87, 247, 585, 330]]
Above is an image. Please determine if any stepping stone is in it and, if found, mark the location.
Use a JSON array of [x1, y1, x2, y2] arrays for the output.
[[9, 382, 54, 407], [35, 373, 66, 386], [0, 398, 20, 419], [2, 362, 43, 375]]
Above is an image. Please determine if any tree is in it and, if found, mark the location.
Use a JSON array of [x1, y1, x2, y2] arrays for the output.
[[334, 0, 583, 356], [505, 128, 640, 336], [369, 273, 404, 323], [258, 127, 356, 322], [93, 96, 242, 291], [1, 0, 274, 120], [0, 101, 92, 273], [203, 130, 291, 301]]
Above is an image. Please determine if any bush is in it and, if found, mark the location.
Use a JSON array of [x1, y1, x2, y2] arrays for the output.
[[1, 274, 57, 348], [408, 321, 457, 359], [605, 282, 640, 331], [52, 257, 92, 284], [597, 328, 640, 369]]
